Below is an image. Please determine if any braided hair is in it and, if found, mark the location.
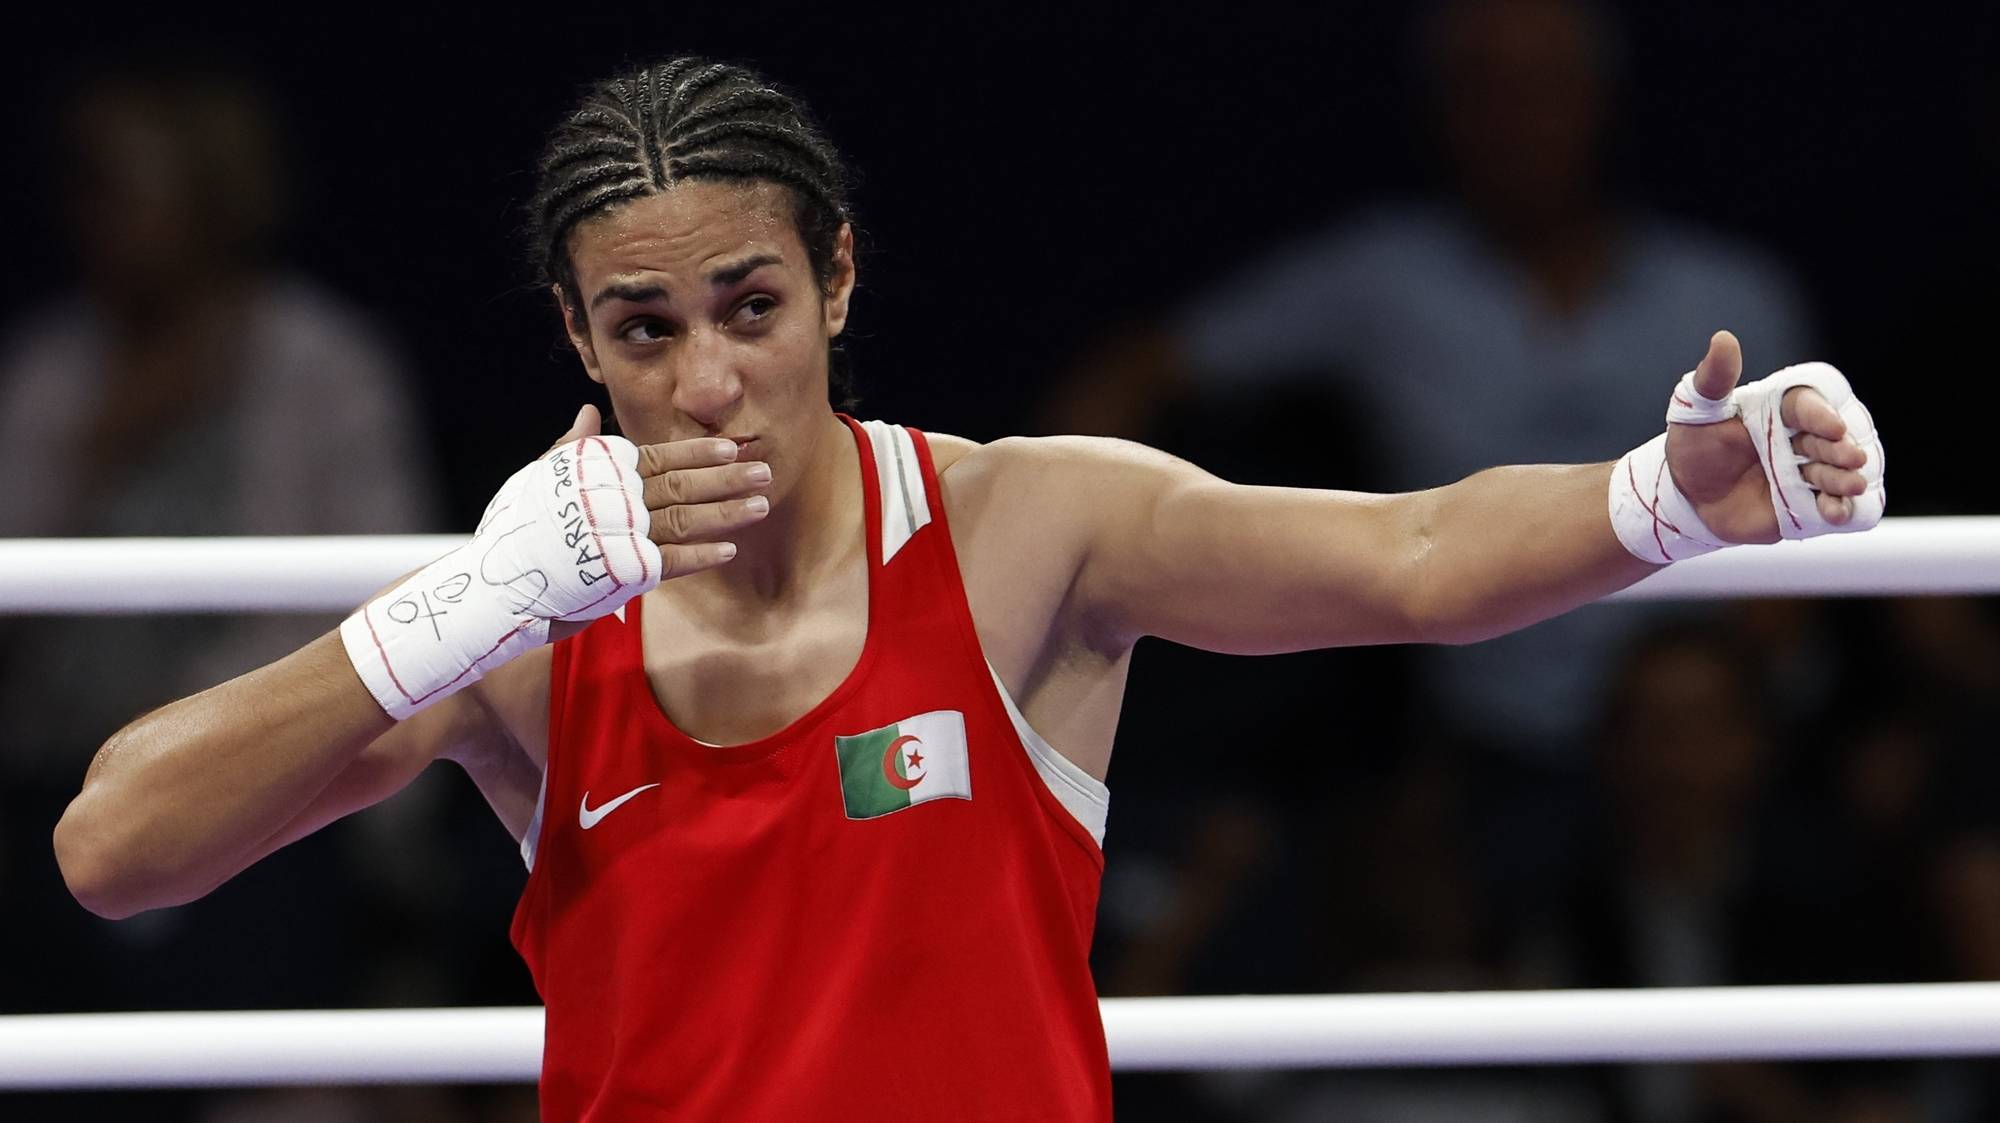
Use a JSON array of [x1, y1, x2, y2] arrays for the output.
[[528, 59, 856, 401]]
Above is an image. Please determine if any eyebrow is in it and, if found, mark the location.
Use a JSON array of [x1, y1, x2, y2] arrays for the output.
[[589, 281, 666, 310], [709, 253, 783, 287], [588, 253, 785, 311]]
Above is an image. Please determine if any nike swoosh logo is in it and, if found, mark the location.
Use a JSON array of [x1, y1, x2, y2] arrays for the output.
[[579, 783, 661, 830]]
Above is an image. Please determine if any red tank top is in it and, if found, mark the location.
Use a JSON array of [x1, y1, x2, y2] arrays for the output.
[[511, 417, 1112, 1122]]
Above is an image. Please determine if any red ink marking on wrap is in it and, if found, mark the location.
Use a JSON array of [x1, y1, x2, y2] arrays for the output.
[[410, 621, 534, 705], [589, 436, 649, 584], [574, 439, 624, 593], [1766, 413, 1803, 531], [363, 603, 419, 706]]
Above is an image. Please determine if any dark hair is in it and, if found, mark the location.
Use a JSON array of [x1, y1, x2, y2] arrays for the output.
[[527, 59, 857, 404]]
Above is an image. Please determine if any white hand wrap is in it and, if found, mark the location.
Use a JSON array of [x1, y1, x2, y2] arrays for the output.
[[341, 436, 662, 720], [1609, 430, 1725, 565], [1609, 361, 1886, 565]]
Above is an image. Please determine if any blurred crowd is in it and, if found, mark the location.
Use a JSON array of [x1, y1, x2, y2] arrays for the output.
[[1, 2, 1995, 1121]]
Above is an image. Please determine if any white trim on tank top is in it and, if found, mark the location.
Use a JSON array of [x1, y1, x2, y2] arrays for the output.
[[860, 419, 931, 563], [984, 661, 1110, 845]]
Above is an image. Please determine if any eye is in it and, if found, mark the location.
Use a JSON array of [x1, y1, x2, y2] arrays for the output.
[[619, 318, 672, 345], [732, 296, 778, 325]]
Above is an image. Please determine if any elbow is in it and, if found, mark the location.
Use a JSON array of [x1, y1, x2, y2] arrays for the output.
[[1399, 516, 1458, 646], [1398, 511, 1498, 648], [53, 794, 156, 921]]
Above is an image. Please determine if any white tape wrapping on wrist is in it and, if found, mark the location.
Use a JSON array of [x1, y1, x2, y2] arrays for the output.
[[1609, 360, 1886, 565], [1610, 432, 1725, 565], [341, 436, 662, 720]]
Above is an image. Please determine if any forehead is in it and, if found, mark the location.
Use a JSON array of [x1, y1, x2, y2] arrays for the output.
[[566, 179, 804, 287]]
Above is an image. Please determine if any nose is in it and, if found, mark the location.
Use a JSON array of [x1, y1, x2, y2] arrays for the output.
[[669, 332, 745, 428]]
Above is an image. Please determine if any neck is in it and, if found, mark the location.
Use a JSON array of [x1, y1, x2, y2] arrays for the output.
[[681, 410, 861, 610]]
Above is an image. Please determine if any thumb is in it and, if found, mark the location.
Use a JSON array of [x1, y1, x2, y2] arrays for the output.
[[548, 403, 602, 451], [1690, 330, 1743, 401]]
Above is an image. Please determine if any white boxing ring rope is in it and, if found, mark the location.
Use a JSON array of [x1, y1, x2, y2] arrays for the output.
[[0, 516, 1997, 614], [3, 516, 1997, 1088], [3, 985, 2000, 1089]]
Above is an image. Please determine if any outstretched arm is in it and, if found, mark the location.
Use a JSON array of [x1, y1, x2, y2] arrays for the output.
[[1045, 332, 1878, 654], [1056, 443, 1641, 653]]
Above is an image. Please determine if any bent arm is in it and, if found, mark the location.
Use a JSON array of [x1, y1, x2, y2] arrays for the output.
[[1027, 437, 1653, 654], [51, 630, 493, 919]]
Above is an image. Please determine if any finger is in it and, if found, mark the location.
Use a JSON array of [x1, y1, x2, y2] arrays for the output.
[[643, 461, 773, 509], [660, 540, 741, 580], [1816, 491, 1854, 525], [1690, 330, 1743, 401], [651, 495, 772, 546], [548, 404, 602, 451], [637, 436, 740, 477], [1781, 387, 1848, 441], [1790, 431, 1867, 470], [1800, 461, 1868, 497]]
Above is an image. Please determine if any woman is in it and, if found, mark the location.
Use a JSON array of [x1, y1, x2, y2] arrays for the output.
[[54, 58, 1882, 1121]]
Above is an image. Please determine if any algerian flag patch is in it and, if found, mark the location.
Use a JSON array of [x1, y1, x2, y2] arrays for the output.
[[835, 710, 972, 820]]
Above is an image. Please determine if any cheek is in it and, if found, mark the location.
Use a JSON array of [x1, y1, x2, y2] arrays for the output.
[[756, 313, 832, 401], [594, 352, 664, 398], [591, 355, 679, 435]]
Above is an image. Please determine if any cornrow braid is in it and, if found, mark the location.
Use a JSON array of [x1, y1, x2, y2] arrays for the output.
[[527, 58, 857, 405]]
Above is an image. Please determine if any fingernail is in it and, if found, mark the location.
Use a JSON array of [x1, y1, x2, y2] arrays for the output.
[[746, 496, 770, 515], [718, 543, 738, 560], [715, 441, 739, 460], [747, 463, 772, 484]]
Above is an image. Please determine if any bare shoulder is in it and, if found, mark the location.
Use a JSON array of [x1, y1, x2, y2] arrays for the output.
[[930, 436, 1096, 590], [927, 434, 1181, 760], [932, 433, 1199, 603], [936, 432, 1193, 504], [917, 429, 980, 473]]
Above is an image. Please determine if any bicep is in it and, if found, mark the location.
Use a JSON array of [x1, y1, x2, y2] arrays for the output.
[[1070, 442, 1426, 655]]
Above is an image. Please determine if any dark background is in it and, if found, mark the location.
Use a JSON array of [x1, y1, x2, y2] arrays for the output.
[[2, 3, 1992, 510], [1, 3, 1996, 1121]]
